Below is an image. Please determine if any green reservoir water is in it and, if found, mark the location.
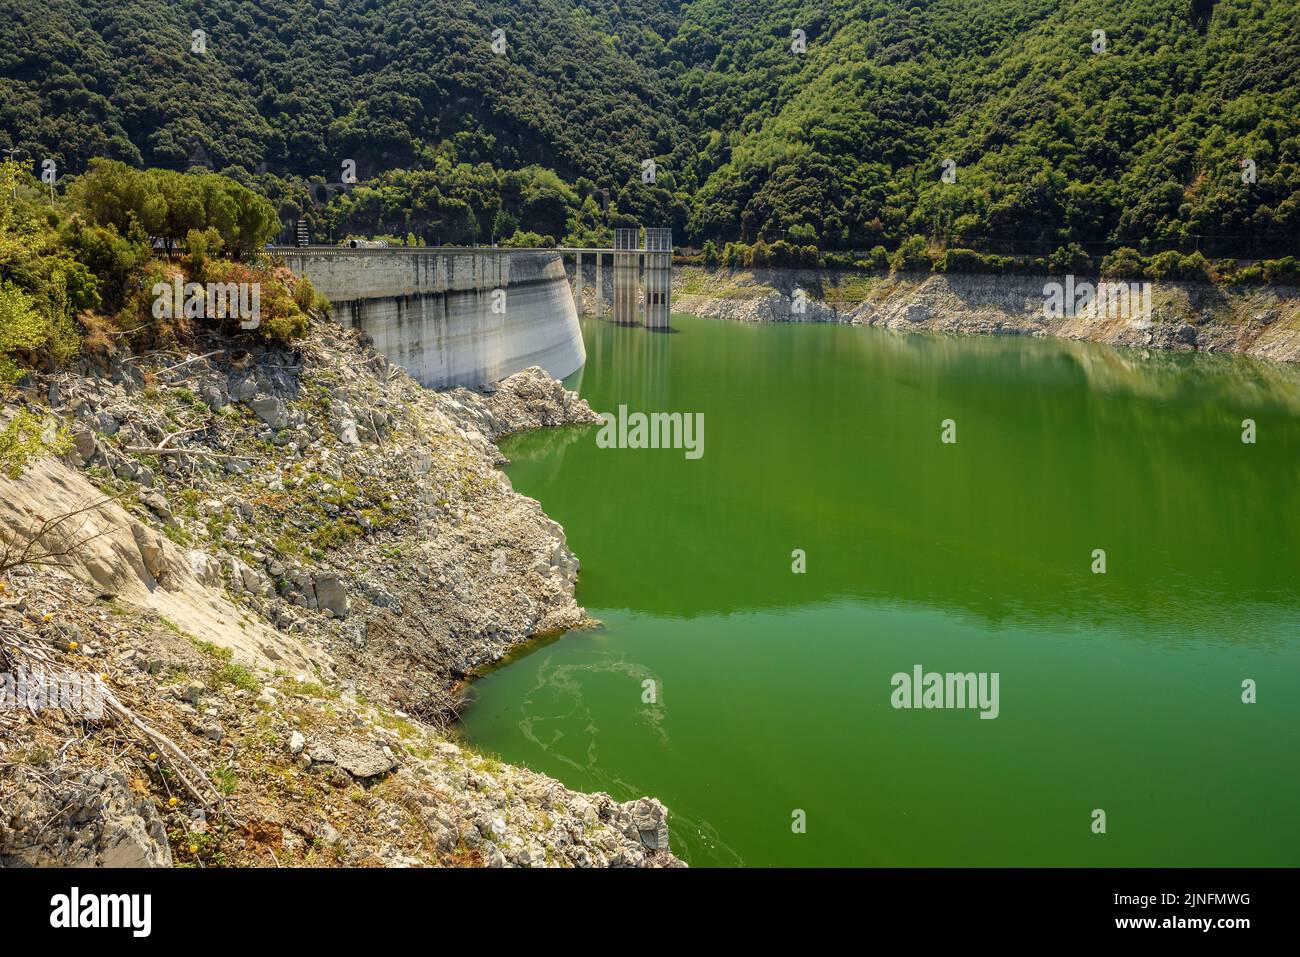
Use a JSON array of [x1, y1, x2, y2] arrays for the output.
[[460, 314, 1300, 867]]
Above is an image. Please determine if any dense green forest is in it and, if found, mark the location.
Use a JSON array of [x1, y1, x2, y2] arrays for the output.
[[1, 0, 1297, 255]]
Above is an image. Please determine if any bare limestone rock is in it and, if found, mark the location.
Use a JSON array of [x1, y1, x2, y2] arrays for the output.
[[0, 772, 173, 868], [249, 396, 289, 430], [334, 739, 398, 779], [0, 456, 324, 673]]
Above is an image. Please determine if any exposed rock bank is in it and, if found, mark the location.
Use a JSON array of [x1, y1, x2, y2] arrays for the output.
[[675, 266, 1300, 363], [0, 315, 678, 868]]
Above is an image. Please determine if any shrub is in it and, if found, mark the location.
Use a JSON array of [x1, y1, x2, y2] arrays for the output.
[[936, 248, 984, 273], [0, 409, 70, 479], [253, 280, 310, 344], [58, 218, 148, 312], [1100, 247, 1147, 279], [1262, 256, 1300, 284], [204, 261, 309, 344], [0, 282, 47, 384], [787, 223, 818, 245], [183, 227, 225, 280], [293, 275, 328, 315], [1180, 251, 1213, 282], [501, 229, 548, 247], [1047, 243, 1092, 273], [890, 235, 932, 272], [1145, 250, 1212, 281], [768, 239, 794, 266]]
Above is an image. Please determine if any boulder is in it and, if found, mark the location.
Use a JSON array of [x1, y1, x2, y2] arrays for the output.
[[71, 429, 97, 464], [314, 573, 349, 617], [249, 396, 290, 430], [186, 550, 223, 587], [334, 740, 398, 779], [130, 525, 167, 582], [198, 382, 228, 410], [334, 417, 361, 446]]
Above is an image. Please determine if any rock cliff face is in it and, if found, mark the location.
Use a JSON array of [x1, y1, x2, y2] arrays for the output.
[[0, 315, 680, 868], [675, 267, 1300, 364]]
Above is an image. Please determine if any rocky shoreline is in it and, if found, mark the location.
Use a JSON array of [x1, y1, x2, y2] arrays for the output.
[[0, 315, 681, 867], [674, 266, 1300, 364]]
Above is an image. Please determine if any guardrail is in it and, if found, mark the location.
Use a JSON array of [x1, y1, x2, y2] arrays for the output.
[[269, 245, 614, 256]]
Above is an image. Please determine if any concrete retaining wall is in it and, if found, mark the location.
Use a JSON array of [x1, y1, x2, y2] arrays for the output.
[[276, 247, 586, 388]]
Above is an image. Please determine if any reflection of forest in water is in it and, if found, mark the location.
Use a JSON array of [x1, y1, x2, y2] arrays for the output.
[[500, 421, 593, 469], [498, 316, 1300, 640]]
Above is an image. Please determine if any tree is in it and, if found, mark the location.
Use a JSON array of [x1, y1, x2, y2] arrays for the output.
[[890, 236, 932, 273], [0, 282, 46, 384]]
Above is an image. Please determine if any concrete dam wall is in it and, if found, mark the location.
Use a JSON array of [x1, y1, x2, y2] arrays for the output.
[[275, 247, 586, 388]]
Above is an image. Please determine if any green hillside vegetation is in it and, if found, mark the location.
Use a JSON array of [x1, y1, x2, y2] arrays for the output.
[[1, 0, 1297, 257], [0, 160, 316, 388]]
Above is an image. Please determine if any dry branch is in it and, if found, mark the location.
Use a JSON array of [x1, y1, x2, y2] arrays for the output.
[[0, 496, 121, 576], [0, 620, 226, 811]]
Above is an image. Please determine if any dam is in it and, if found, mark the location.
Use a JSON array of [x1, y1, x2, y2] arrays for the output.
[[274, 246, 586, 389], [275, 232, 672, 389]]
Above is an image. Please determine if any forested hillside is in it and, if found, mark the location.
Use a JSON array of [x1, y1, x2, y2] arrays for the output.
[[1, 0, 1297, 255]]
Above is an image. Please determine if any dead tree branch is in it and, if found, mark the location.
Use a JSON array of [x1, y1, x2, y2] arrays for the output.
[[0, 496, 122, 576]]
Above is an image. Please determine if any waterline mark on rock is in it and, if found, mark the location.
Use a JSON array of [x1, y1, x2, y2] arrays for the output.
[[595, 404, 704, 459], [890, 664, 999, 719]]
